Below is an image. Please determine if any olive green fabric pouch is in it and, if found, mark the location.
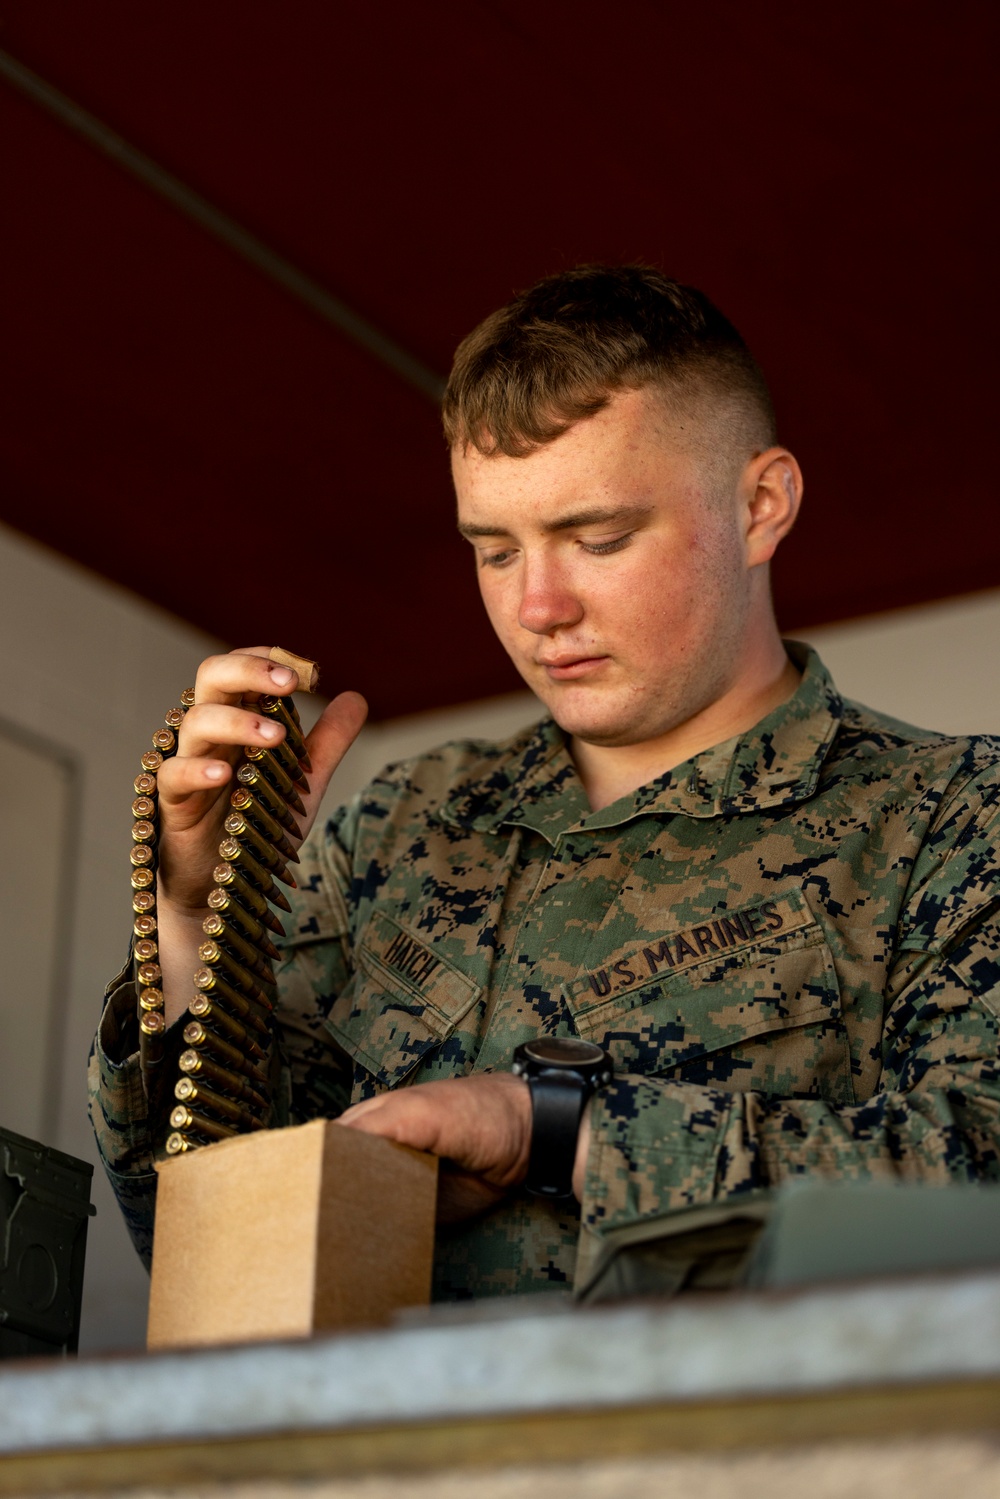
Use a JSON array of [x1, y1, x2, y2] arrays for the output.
[[577, 1182, 1000, 1303]]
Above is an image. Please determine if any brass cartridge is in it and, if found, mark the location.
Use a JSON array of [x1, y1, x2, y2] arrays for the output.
[[132, 796, 156, 819], [139, 987, 164, 1013], [169, 1105, 237, 1141], [174, 1076, 263, 1130], [223, 812, 283, 872], [217, 838, 294, 906], [180, 687, 196, 708], [140, 751, 164, 773], [165, 1133, 195, 1154], [191, 970, 271, 1031], [137, 961, 161, 986], [195, 944, 266, 1003], [134, 772, 158, 797], [187, 994, 267, 1054], [134, 938, 158, 962], [212, 859, 268, 916], [203, 910, 279, 974], [241, 746, 307, 812], [139, 1010, 164, 1069], [131, 867, 155, 890], [230, 786, 299, 855], [257, 694, 311, 766], [234, 764, 301, 833], [189, 1007, 268, 1067], [206, 889, 283, 954], [223, 812, 298, 876], [198, 932, 275, 992], [178, 1049, 268, 1111], [182, 1021, 268, 1082], [217, 835, 274, 889], [187, 995, 267, 1056], [132, 819, 156, 844], [151, 728, 176, 754], [130, 843, 154, 867], [133, 891, 156, 916], [268, 732, 309, 786], [212, 861, 288, 930], [164, 707, 185, 730], [245, 729, 307, 787]]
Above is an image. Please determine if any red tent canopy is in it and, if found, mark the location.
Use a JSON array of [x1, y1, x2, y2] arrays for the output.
[[1, 3, 995, 717]]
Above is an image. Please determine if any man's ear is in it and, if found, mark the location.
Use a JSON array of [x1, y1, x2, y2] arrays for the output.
[[742, 447, 803, 568]]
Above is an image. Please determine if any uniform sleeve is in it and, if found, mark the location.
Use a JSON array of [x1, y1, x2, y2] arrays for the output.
[[86, 964, 162, 1269], [576, 774, 1000, 1285], [87, 801, 362, 1267]]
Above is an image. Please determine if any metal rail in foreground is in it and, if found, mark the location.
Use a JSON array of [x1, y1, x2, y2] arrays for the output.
[[1, 1271, 999, 1491]]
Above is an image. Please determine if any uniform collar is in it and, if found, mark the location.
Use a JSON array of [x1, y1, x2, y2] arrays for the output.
[[438, 643, 843, 841]]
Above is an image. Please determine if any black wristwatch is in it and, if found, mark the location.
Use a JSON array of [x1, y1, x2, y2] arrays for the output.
[[512, 1038, 614, 1199]]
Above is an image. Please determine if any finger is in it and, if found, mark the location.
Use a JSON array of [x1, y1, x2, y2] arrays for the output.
[[336, 1102, 440, 1155], [298, 692, 368, 808], [194, 649, 301, 708], [156, 754, 234, 826], [231, 645, 300, 694], [178, 701, 288, 760], [158, 754, 232, 798], [337, 1094, 389, 1127]]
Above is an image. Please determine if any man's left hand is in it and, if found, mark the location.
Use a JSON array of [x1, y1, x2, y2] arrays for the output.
[[336, 1073, 530, 1223], [336, 1073, 592, 1223]]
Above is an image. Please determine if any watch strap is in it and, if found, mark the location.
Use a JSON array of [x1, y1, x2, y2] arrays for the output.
[[524, 1071, 589, 1198]]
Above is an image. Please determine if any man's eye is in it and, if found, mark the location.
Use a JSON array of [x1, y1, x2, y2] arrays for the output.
[[581, 534, 633, 556], [480, 549, 515, 569]]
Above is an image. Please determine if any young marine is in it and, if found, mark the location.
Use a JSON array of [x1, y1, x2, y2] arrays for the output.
[[91, 265, 1000, 1295]]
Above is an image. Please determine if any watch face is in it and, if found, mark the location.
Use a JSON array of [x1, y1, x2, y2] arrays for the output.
[[521, 1037, 606, 1068]]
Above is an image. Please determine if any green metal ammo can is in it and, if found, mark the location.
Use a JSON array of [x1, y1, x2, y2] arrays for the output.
[[0, 1125, 95, 1358]]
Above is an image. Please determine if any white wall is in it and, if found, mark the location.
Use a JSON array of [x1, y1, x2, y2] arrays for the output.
[[0, 525, 224, 1352], [1, 517, 998, 1353], [799, 591, 1000, 736], [0, 727, 74, 1145]]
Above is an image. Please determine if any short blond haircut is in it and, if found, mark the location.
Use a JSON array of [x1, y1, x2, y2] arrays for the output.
[[443, 264, 776, 464]]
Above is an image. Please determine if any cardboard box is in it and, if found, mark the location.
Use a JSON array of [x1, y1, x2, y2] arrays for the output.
[[147, 1119, 438, 1350]]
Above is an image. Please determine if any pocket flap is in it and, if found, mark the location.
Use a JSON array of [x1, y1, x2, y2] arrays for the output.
[[325, 911, 482, 1088], [564, 890, 837, 1071]]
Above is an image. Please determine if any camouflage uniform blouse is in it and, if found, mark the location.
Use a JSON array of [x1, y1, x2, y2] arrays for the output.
[[90, 645, 1000, 1295]]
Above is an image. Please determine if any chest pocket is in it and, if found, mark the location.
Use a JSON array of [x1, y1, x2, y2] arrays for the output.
[[324, 910, 482, 1090], [564, 890, 853, 1104]]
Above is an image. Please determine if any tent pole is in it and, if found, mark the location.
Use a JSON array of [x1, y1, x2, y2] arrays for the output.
[[0, 48, 446, 404]]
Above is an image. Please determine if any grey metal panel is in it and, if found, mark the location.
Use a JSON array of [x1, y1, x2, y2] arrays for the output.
[[1, 1271, 999, 1455]]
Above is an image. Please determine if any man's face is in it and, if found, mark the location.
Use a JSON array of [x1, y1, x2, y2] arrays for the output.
[[453, 386, 760, 750]]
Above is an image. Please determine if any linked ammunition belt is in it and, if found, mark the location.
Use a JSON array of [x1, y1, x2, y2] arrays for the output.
[[131, 647, 317, 1156]]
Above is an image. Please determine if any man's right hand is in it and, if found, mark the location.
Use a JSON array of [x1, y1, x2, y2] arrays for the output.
[[154, 647, 367, 1024]]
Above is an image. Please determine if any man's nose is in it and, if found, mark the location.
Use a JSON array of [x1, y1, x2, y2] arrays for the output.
[[517, 557, 584, 636]]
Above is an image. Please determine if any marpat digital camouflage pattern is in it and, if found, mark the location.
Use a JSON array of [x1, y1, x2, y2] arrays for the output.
[[90, 646, 1000, 1293]]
